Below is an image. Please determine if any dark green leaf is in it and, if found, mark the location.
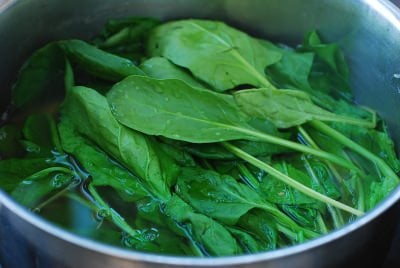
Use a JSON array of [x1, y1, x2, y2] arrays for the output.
[[226, 226, 266, 253], [236, 210, 278, 249], [11, 167, 73, 207], [58, 119, 150, 202], [61, 86, 179, 201], [0, 158, 55, 192], [299, 31, 351, 100], [22, 114, 54, 151], [58, 40, 145, 81], [164, 195, 242, 256], [11, 43, 65, 109]]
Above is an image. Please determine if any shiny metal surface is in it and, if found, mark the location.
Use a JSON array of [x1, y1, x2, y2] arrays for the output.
[[1, 0, 400, 267]]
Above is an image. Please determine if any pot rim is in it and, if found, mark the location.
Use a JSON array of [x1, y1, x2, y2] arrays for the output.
[[1, 0, 400, 266]]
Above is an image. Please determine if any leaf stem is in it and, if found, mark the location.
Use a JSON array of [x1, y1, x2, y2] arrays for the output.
[[231, 126, 363, 175], [237, 163, 260, 189], [310, 121, 400, 182], [222, 142, 364, 216], [87, 184, 143, 240], [34, 185, 71, 211]]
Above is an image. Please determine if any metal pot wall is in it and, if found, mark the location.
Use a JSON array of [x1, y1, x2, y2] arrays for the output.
[[1, 0, 400, 267]]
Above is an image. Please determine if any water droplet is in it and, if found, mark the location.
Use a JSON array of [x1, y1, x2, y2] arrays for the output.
[[393, 73, 400, 79], [164, 97, 169, 102], [216, 132, 221, 136]]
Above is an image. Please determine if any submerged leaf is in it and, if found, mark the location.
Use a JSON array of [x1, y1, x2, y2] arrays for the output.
[[61, 86, 178, 200], [11, 43, 65, 109], [164, 195, 242, 256]]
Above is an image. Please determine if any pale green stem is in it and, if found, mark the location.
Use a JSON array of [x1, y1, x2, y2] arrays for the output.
[[222, 142, 364, 216], [310, 121, 400, 182]]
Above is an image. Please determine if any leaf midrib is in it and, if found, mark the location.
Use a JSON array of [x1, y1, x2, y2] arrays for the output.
[[187, 21, 273, 88]]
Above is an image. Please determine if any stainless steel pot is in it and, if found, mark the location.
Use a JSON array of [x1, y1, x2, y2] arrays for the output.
[[1, 0, 400, 267]]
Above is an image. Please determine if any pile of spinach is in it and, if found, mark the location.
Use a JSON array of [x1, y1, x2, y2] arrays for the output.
[[1, 17, 399, 256]]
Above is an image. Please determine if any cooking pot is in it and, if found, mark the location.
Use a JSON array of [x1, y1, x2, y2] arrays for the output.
[[1, 0, 400, 267]]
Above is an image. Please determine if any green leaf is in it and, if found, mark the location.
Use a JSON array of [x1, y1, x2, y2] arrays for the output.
[[94, 17, 160, 63], [58, 40, 145, 81], [176, 167, 260, 225], [140, 57, 208, 89], [234, 88, 372, 128], [237, 210, 278, 248], [164, 195, 242, 256], [367, 175, 399, 209], [266, 47, 314, 92], [61, 86, 178, 201], [330, 122, 400, 174], [107, 75, 252, 143], [0, 158, 55, 192], [11, 43, 65, 109], [107, 75, 359, 171], [98, 17, 160, 39], [58, 119, 150, 202], [148, 19, 281, 91], [22, 114, 54, 152], [183, 139, 291, 160], [299, 31, 351, 100], [11, 167, 74, 207], [260, 162, 324, 207], [226, 226, 266, 253], [175, 166, 315, 240]]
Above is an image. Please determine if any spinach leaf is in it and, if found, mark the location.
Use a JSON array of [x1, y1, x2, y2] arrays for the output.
[[234, 88, 372, 129], [367, 175, 399, 209], [226, 226, 266, 253], [299, 31, 351, 100], [97, 17, 160, 39], [236, 210, 279, 248], [164, 195, 242, 256], [58, 119, 150, 202], [140, 57, 208, 89], [265, 46, 314, 92], [260, 162, 324, 207], [58, 40, 145, 81], [11, 166, 74, 208], [95, 17, 160, 62], [147, 19, 281, 91], [22, 114, 56, 155], [176, 167, 260, 225], [175, 166, 317, 240], [61, 86, 179, 201], [107, 75, 252, 142], [184, 139, 291, 160], [107, 75, 359, 172], [330, 122, 400, 174], [0, 158, 55, 192], [11, 43, 65, 109]]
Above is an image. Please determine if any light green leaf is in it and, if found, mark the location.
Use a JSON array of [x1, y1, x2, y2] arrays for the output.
[[148, 19, 281, 91]]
